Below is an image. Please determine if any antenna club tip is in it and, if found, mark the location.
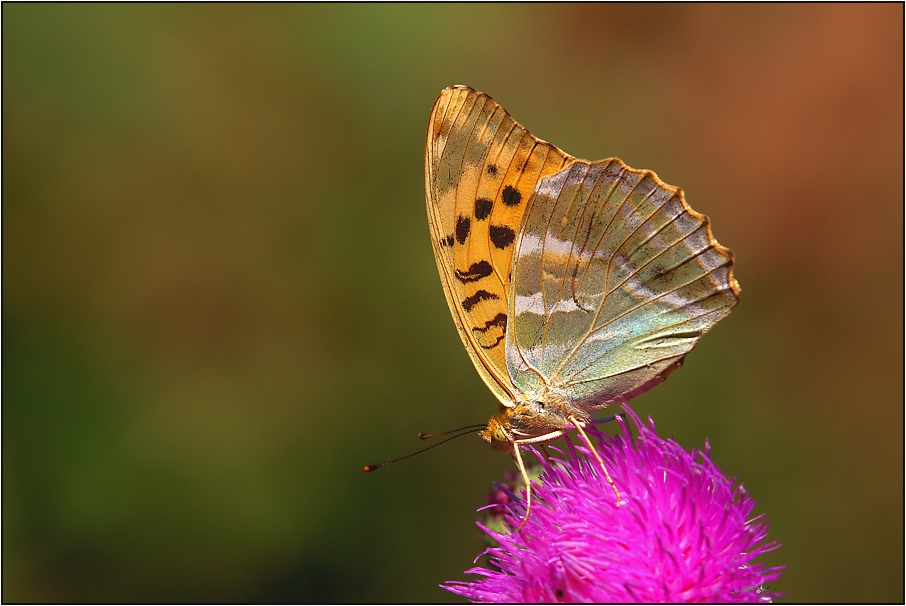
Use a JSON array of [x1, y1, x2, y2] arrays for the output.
[[417, 433, 430, 439], [363, 464, 378, 472]]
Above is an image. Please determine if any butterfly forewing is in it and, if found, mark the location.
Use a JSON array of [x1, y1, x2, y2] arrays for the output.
[[426, 86, 571, 406], [506, 158, 740, 407]]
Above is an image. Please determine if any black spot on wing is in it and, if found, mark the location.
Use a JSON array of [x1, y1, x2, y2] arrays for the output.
[[474, 312, 508, 350], [487, 164, 498, 176], [489, 225, 516, 249], [472, 313, 507, 333], [502, 185, 522, 207], [455, 261, 493, 283], [475, 198, 493, 220], [480, 334, 505, 349], [440, 234, 454, 247], [461, 289, 499, 311], [455, 216, 471, 245]]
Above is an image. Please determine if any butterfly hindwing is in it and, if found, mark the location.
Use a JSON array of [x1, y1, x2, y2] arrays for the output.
[[426, 86, 570, 406], [506, 158, 740, 407]]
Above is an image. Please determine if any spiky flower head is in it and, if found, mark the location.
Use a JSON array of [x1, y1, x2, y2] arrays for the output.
[[444, 408, 783, 603]]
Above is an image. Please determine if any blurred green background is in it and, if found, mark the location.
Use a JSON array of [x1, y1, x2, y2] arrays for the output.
[[3, 4, 902, 603]]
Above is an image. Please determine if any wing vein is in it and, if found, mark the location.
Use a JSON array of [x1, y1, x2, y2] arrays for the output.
[[553, 259, 733, 385], [547, 166, 634, 380], [543, 165, 593, 374], [549, 233, 723, 385]]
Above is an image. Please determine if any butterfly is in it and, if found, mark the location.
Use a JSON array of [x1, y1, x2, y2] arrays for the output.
[[425, 85, 740, 526]]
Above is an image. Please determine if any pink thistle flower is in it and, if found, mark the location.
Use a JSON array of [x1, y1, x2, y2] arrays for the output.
[[444, 407, 783, 603]]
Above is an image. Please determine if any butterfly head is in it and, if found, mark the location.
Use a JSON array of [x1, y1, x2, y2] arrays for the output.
[[479, 415, 514, 453]]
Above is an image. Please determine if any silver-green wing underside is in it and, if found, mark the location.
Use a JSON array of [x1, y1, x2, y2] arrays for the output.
[[505, 159, 740, 407]]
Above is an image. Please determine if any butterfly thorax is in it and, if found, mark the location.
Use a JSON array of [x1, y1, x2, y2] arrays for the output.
[[479, 393, 593, 454]]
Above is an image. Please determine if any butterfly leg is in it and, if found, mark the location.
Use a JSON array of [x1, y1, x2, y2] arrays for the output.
[[568, 415, 622, 507], [592, 413, 623, 426], [510, 430, 570, 531], [511, 442, 533, 532], [539, 443, 552, 461]]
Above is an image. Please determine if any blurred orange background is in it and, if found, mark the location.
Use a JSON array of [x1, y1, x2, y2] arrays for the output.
[[3, 4, 902, 602]]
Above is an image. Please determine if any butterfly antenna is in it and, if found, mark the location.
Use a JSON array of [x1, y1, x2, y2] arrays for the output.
[[363, 428, 479, 472], [418, 424, 486, 439]]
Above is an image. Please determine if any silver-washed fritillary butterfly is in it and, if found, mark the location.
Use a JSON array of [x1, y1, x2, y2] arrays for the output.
[[424, 85, 740, 525]]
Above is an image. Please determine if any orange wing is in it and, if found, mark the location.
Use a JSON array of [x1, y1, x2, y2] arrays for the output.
[[425, 86, 573, 406]]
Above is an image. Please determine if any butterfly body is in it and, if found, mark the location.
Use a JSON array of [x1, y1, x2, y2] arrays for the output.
[[426, 85, 739, 463], [481, 393, 589, 455]]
